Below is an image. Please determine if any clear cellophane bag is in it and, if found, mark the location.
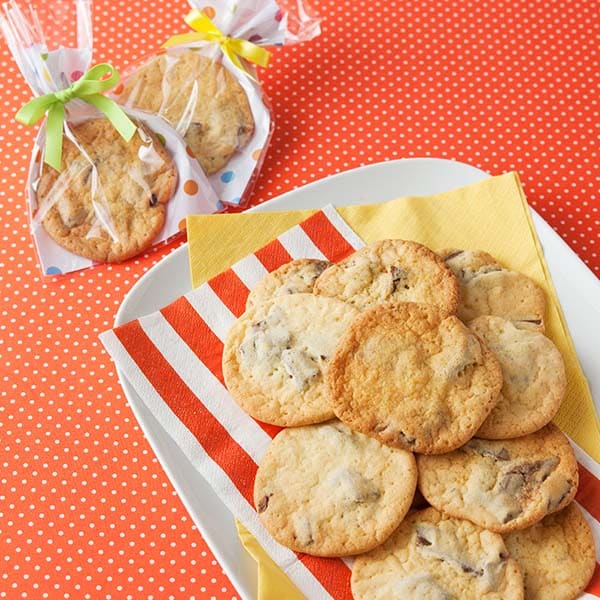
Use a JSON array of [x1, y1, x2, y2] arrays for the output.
[[112, 0, 321, 209], [1, 0, 220, 275]]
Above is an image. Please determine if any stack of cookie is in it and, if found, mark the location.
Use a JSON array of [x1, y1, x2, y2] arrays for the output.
[[222, 240, 596, 600]]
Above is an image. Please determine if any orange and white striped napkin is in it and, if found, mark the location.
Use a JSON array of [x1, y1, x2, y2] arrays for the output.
[[101, 205, 600, 599]]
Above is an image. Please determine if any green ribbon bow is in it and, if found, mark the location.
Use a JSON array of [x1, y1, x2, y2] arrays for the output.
[[16, 63, 137, 172]]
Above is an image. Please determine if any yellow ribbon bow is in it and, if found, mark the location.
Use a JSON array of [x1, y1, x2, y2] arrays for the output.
[[16, 63, 137, 172], [163, 9, 271, 77]]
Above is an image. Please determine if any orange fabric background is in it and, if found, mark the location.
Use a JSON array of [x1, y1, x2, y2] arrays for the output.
[[0, 0, 598, 598]]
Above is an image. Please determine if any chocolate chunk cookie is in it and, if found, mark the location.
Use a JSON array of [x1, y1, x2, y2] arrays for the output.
[[438, 248, 547, 332], [253, 420, 417, 557], [313, 239, 459, 315], [460, 270, 547, 332], [351, 507, 524, 600], [417, 424, 579, 533], [38, 118, 177, 263], [439, 248, 503, 283], [115, 50, 254, 174], [504, 502, 596, 600], [469, 316, 566, 439], [245, 259, 332, 309], [222, 294, 359, 426], [328, 302, 503, 454]]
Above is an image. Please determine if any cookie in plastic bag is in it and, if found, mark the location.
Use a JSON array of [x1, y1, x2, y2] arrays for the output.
[[36, 117, 178, 263], [2, 0, 219, 274], [113, 0, 321, 207], [118, 50, 255, 176]]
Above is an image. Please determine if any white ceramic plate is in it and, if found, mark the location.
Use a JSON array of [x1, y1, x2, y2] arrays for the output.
[[115, 158, 600, 600]]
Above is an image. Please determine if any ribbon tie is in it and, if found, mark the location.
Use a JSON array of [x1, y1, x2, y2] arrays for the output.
[[163, 9, 271, 77], [16, 63, 137, 172]]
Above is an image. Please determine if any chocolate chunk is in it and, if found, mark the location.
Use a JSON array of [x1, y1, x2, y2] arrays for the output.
[[463, 441, 510, 461], [359, 488, 381, 503], [415, 525, 487, 579], [292, 514, 314, 546], [499, 551, 510, 561], [399, 430, 416, 446], [492, 448, 510, 461], [390, 265, 410, 291], [257, 494, 272, 513], [461, 564, 484, 576], [466, 264, 503, 281], [500, 471, 526, 496], [281, 348, 320, 391], [150, 193, 158, 207], [313, 261, 331, 277], [547, 480, 573, 511], [480, 447, 510, 461], [502, 508, 523, 524], [500, 458, 559, 494], [442, 250, 464, 261], [536, 460, 559, 483]]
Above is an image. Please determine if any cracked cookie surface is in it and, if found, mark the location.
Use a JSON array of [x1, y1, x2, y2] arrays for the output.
[[38, 118, 177, 263], [253, 420, 417, 556], [313, 239, 459, 314], [222, 293, 359, 426], [417, 424, 579, 533], [469, 316, 566, 439], [351, 507, 524, 600], [245, 259, 332, 309], [328, 302, 502, 454], [115, 50, 254, 174], [504, 502, 596, 600]]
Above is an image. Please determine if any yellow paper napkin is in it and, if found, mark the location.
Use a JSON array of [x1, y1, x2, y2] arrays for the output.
[[187, 171, 600, 599]]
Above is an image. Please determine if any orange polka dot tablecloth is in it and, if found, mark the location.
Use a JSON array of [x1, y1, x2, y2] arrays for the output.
[[0, 0, 598, 598]]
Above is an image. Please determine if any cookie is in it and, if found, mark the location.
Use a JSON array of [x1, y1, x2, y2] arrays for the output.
[[439, 248, 503, 283], [38, 118, 177, 263], [469, 316, 566, 439], [459, 270, 546, 332], [253, 420, 417, 557], [351, 507, 524, 600], [115, 50, 254, 174], [504, 502, 596, 600], [328, 302, 503, 454], [417, 424, 579, 533], [245, 259, 331, 309], [222, 294, 359, 426], [313, 239, 459, 314]]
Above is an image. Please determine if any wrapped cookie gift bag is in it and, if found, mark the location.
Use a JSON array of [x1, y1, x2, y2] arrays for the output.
[[112, 0, 321, 207], [2, 0, 219, 275]]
